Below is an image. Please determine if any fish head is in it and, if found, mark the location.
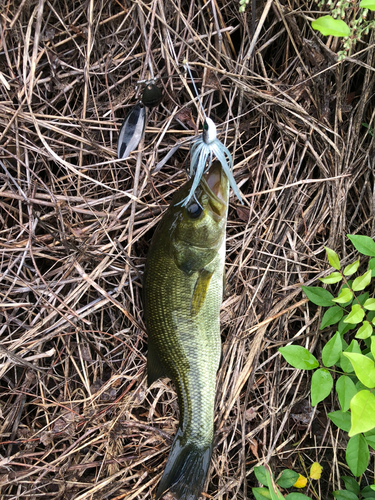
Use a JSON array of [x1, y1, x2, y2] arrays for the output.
[[168, 162, 229, 274]]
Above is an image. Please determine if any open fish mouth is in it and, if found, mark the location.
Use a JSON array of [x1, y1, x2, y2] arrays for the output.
[[202, 162, 229, 216]]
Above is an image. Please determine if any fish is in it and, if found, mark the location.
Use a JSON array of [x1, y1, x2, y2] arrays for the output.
[[143, 162, 229, 500]]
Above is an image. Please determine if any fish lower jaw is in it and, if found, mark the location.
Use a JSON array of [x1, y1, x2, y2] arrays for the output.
[[179, 239, 221, 251]]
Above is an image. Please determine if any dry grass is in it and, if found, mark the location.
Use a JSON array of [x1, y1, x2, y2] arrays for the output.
[[0, 0, 374, 498]]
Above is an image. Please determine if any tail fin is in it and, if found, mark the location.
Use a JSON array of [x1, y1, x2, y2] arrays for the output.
[[155, 429, 213, 500]]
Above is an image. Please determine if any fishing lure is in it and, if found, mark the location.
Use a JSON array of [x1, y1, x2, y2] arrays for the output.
[[178, 63, 243, 206], [117, 81, 163, 159], [117, 103, 146, 159], [180, 116, 243, 207], [141, 82, 163, 108]]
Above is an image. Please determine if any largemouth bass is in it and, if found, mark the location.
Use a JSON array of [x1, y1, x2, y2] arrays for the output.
[[143, 162, 229, 500]]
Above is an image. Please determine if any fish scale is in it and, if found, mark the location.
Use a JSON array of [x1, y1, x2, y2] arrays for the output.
[[145, 246, 222, 442]]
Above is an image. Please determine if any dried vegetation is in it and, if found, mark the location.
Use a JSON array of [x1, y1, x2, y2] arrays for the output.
[[0, 0, 375, 498]]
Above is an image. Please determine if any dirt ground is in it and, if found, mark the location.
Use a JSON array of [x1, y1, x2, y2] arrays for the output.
[[0, 0, 374, 498]]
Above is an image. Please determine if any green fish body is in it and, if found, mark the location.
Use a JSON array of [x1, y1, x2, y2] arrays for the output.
[[143, 163, 229, 500]]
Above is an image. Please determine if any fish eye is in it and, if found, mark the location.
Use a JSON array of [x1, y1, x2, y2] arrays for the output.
[[186, 202, 203, 219]]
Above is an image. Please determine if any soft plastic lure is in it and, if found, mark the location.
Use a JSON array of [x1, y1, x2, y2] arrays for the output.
[[177, 62, 242, 207], [180, 116, 243, 207]]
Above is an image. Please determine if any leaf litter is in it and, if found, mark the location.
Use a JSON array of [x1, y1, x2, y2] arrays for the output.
[[0, 0, 374, 498]]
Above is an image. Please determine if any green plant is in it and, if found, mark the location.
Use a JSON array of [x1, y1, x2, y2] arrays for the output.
[[279, 235, 375, 498], [311, 1, 375, 60], [252, 462, 324, 499], [362, 123, 374, 136], [252, 464, 309, 499], [239, 0, 249, 14]]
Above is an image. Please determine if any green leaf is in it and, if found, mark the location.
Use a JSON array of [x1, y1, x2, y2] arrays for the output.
[[311, 369, 333, 406], [333, 491, 359, 500], [332, 491, 359, 500], [356, 380, 368, 391], [279, 346, 319, 370], [254, 466, 268, 485], [362, 485, 375, 498], [343, 259, 360, 276], [339, 353, 354, 373], [320, 307, 343, 330], [276, 469, 299, 488], [336, 375, 358, 412], [349, 390, 375, 436], [357, 292, 369, 306], [342, 353, 375, 388], [322, 331, 342, 366], [364, 299, 375, 311], [338, 317, 355, 335], [265, 464, 284, 500], [301, 286, 334, 306], [371, 337, 375, 359], [311, 15, 350, 37], [347, 235, 375, 257], [340, 340, 361, 373], [346, 434, 369, 476], [333, 288, 353, 304], [352, 270, 372, 291], [362, 123, 374, 136], [344, 304, 365, 324], [325, 247, 341, 270], [364, 434, 375, 451], [360, 0, 375, 11], [347, 340, 361, 354], [328, 410, 351, 432], [253, 487, 272, 500], [340, 476, 360, 494], [285, 495, 312, 500], [320, 272, 342, 284], [355, 321, 373, 339], [369, 258, 375, 277]]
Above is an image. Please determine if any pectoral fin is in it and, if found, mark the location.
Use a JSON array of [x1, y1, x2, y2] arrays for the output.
[[190, 268, 214, 316]]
